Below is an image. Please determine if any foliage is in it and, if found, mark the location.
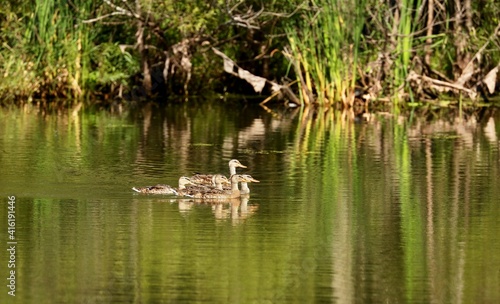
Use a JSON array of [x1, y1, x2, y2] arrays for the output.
[[285, 0, 500, 108], [0, 0, 499, 109], [285, 0, 366, 106]]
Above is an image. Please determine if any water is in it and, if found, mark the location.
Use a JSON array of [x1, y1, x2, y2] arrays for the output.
[[0, 103, 499, 303]]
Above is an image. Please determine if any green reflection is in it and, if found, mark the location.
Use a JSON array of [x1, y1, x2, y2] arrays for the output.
[[0, 104, 499, 303]]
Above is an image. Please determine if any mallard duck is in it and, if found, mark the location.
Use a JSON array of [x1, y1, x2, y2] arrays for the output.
[[182, 174, 229, 195], [181, 174, 251, 199], [190, 159, 246, 185], [132, 176, 193, 194], [212, 174, 231, 189], [221, 174, 259, 194]]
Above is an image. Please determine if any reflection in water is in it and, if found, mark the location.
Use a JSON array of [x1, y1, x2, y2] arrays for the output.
[[148, 196, 259, 225], [210, 196, 259, 225], [0, 104, 499, 303], [177, 198, 194, 213]]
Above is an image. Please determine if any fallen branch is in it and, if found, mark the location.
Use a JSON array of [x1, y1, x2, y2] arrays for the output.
[[260, 80, 299, 106], [408, 71, 477, 99], [212, 47, 270, 93], [212, 47, 301, 105]]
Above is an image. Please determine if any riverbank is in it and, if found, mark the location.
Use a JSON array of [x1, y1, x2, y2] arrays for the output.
[[1, 1, 499, 109]]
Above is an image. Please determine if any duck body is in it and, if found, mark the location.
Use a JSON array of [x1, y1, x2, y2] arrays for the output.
[[132, 176, 193, 195], [132, 184, 178, 195], [188, 174, 229, 190], [180, 174, 250, 199], [182, 174, 229, 197]]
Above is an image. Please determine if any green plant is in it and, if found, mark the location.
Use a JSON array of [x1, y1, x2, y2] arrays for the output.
[[285, 0, 366, 106]]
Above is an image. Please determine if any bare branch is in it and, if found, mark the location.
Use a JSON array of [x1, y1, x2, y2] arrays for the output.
[[224, 1, 264, 29], [82, 11, 130, 24], [260, 4, 307, 18], [103, 0, 134, 17], [408, 71, 477, 99]]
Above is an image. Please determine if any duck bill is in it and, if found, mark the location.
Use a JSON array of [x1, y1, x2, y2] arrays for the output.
[[246, 177, 259, 183]]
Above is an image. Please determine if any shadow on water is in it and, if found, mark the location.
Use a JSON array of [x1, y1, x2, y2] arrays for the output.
[[0, 101, 499, 303]]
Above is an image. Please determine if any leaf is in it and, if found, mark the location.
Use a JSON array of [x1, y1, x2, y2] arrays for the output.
[[483, 65, 499, 94]]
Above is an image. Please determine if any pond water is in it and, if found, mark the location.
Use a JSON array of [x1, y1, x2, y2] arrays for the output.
[[0, 102, 499, 303]]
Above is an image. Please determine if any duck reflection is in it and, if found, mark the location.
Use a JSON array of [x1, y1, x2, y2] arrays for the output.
[[173, 195, 259, 224], [177, 198, 194, 214], [210, 196, 259, 224]]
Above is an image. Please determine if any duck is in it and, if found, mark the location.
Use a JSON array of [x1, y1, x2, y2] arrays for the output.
[[221, 174, 259, 194], [238, 174, 260, 195], [224, 174, 260, 195], [183, 174, 229, 193], [132, 176, 193, 194], [181, 174, 251, 199], [210, 174, 231, 190], [190, 159, 247, 185]]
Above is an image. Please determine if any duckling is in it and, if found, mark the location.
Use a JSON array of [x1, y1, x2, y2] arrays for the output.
[[132, 176, 193, 194], [190, 159, 247, 185]]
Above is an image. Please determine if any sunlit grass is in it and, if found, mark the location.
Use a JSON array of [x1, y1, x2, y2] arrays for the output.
[[285, 0, 366, 107], [23, 0, 94, 97], [0, 1, 143, 100], [392, 0, 423, 108]]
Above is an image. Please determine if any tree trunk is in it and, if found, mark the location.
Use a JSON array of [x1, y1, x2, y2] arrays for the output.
[[453, 0, 470, 79], [136, 0, 152, 95], [464, 0, 472, 30]]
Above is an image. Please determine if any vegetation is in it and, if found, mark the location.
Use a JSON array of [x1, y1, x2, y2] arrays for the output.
[[285, 0, 366, 106], [0, 0, 499, 111]]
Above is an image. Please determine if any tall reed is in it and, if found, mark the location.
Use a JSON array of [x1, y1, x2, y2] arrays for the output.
[[24, 0, 94, 98], [285, 0, 366, 106], [392, 0, 423, 106]]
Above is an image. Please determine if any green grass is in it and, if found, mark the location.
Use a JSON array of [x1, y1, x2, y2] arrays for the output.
[[285, 0, 366, 106]]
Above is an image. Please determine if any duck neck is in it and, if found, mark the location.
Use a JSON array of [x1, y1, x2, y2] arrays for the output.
[[231, 181, 239, 192], [229, 165, 237, 176], [240, 182, 250, 194], [230, 184, 240, 198]]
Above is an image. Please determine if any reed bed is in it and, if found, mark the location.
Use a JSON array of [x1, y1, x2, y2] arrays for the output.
[[0, 0, 133, 100], [285, 0, 366, 107]]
